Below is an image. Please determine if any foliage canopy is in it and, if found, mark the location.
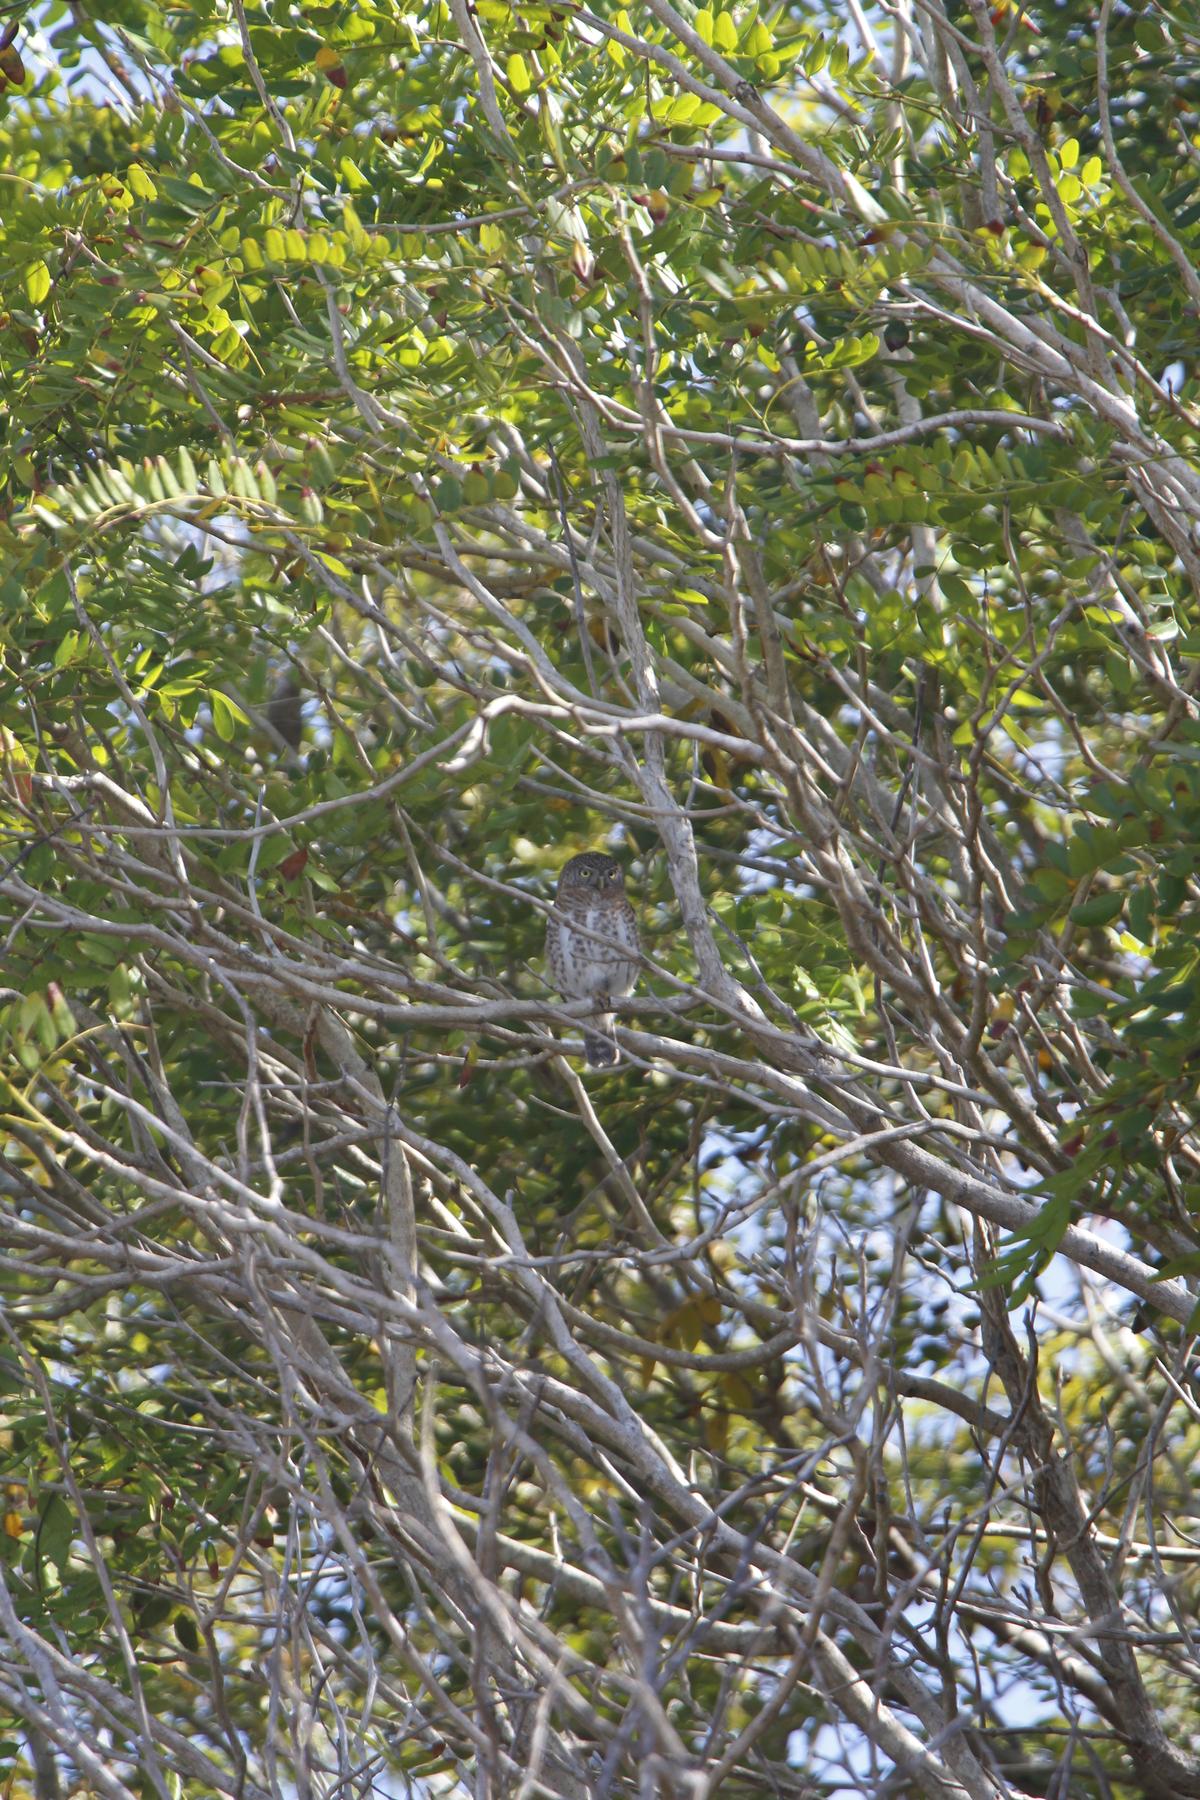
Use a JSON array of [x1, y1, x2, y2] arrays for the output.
[[2, 0, 1200, 1794]]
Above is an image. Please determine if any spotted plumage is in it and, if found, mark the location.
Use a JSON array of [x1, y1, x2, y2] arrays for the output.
[[545, 852, 640, 1068]]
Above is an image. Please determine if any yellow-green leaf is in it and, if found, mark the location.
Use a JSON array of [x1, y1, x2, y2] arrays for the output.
[[713, 11, 738, 50], [24, 260, 51, 305], [127, 163, 158, 200], [342, 202, 370, 253]]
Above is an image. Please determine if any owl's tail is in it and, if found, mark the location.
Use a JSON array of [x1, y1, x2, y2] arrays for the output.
[[583, 1016, 619, 1067]]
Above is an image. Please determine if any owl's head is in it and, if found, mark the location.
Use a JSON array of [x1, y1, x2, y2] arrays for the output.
[[558, 851, 624, 892]]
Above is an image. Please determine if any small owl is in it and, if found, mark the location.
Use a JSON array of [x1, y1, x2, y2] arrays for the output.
[[545, 852, 640, 1067]]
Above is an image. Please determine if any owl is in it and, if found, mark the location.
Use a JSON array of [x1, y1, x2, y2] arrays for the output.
[[545, 852, 640, 1067]]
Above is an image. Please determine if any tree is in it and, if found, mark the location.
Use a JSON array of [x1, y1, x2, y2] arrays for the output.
[[2, 0, 1200, 1793]]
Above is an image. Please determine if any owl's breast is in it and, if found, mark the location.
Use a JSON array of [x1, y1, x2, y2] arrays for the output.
[[549, 902, 638, 998]]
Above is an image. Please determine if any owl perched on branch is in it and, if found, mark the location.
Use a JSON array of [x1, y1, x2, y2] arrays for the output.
[[545, 852, 640, 1068]]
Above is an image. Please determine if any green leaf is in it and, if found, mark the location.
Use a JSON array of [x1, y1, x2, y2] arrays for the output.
[[209, 690, 249, 741], [38, 1495, 74, 1578], [1069, 890, 1124, 926], [1127, 885, 1155, 942]]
